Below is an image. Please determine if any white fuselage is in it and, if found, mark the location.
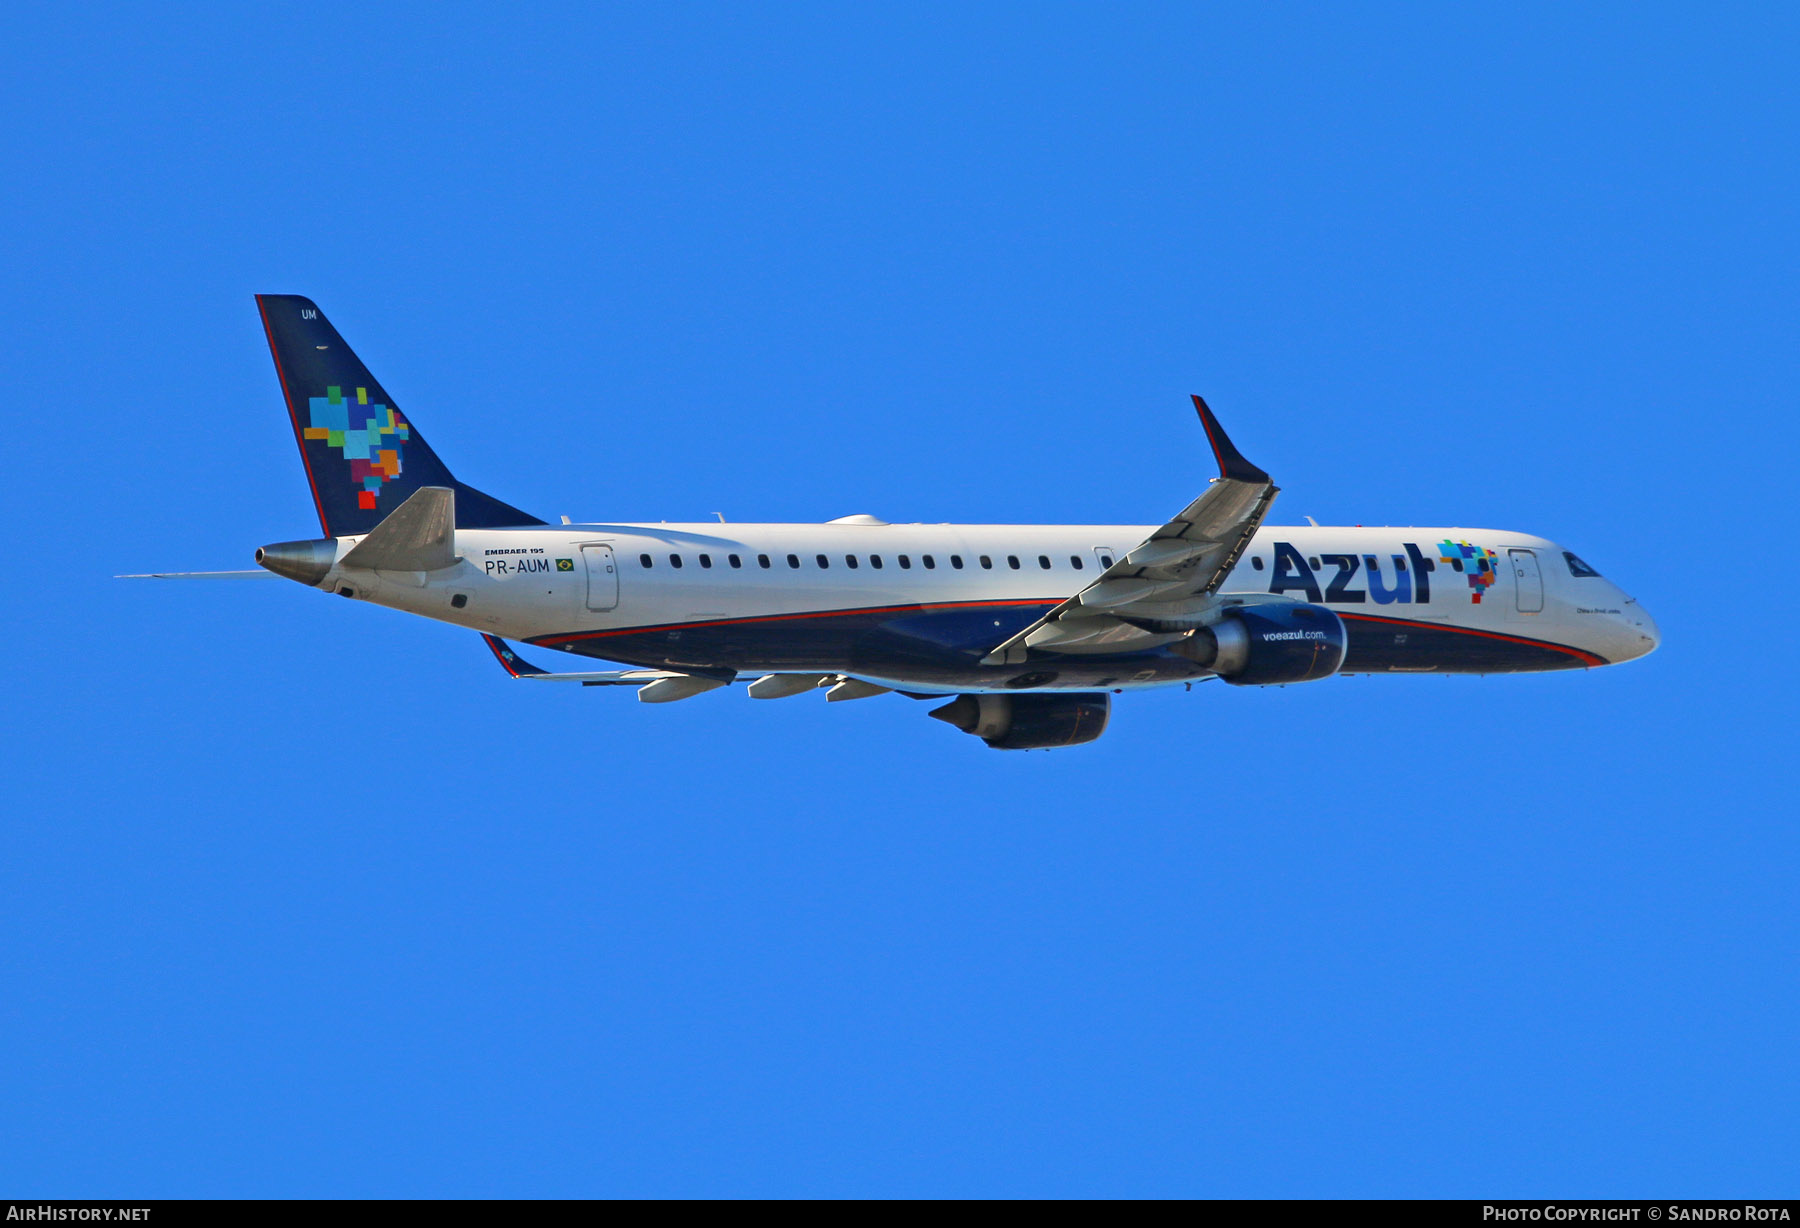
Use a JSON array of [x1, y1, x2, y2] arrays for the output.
[[307, 520, 1659, 691]]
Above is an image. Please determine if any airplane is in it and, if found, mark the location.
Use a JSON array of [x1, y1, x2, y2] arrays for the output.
[[134, 295, 1660, 749]]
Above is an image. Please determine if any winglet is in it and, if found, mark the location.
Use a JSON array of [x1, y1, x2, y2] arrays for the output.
[[482, 634, 548, 677], [1192, 395, 1270, 484]]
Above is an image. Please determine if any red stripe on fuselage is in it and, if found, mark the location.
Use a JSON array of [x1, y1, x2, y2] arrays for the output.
[[533, 603, 1603, 667], [530, 598, 1062, 647], [1338, 611, 1605, 667]]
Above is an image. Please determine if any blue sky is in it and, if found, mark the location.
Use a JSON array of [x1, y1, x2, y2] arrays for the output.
[[2, 2, 1795, 1197]]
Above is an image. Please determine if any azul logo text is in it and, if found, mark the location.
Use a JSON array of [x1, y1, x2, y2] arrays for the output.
[[1266, 542, 1439, 605]]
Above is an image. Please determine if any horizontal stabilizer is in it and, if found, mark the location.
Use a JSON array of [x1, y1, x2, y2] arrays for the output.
[[341, 486, 458, 572]]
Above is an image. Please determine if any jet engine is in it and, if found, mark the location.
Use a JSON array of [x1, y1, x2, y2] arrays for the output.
[[1175, 602, 1347, 685], [929, 693, 1111, 749]]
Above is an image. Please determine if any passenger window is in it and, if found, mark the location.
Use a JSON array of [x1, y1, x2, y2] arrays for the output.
[[870, 555, 883, 569], [787, 554, 800, 569], [699, 553, 712, 569], [669, 553, 683, 569], [640, 553, 653, 568], [1099, 554, 1115, 568], [728, 554, 742, 569], [1308, 557, 1320, 569], [899, 555, 911, 569], [951, 555, 964, 569], [923, 555, 936, 569], [1251, 557, 1264, 571], [816, 554, 830, 569], [979, 555, 992, 569], [1564, 552, 1602, 578], [758, 554, 771, 568], [1038, 555, 1051, 569], [846, 555, 859, 569], [1070, 556, 1084, 570], [1396, 559, 1407, 572], [1007, 555, 1020, 569]]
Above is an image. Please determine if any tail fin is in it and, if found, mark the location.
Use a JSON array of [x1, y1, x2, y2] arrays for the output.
[[255, 294, 543, 537]]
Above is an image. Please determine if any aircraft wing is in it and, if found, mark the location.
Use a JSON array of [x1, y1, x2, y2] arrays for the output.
[[481, 636, 933, 704], [982, 396, 1278, 665], [482, 634, 684, 685], [484, 634, 752, 704]]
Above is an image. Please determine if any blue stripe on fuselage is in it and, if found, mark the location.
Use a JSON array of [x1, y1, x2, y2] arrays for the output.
[[526, 600, 1601, 688]]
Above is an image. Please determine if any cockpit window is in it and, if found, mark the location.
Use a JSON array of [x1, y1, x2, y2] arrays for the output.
[[1564, 552, 1602, 578]]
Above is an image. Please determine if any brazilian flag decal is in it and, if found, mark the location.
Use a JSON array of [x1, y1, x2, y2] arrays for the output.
[[556, 558, 574, 571]]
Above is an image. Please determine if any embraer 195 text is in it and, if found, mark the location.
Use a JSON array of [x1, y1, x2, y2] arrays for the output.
[[143, 296, 1660, 750]]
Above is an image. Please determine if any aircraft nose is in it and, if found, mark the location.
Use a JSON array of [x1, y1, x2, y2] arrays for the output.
[[1615, 600, 1660, 661]]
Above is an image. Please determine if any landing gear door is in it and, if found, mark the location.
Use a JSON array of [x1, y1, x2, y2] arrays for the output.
[[1510, 548, 1543, 614], [582, 544, 618, 612]]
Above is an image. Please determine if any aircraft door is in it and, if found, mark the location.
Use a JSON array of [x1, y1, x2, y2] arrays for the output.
[[1509, 548, 1543, 613], [582, 544, 618, 612]]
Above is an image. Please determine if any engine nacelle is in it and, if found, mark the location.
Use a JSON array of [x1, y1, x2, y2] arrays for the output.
[[929, 693, 1111, 749], [1176, 602, 1347, 685]]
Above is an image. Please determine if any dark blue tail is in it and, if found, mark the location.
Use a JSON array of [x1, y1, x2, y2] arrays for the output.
[[256, 294, 543, 537]]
